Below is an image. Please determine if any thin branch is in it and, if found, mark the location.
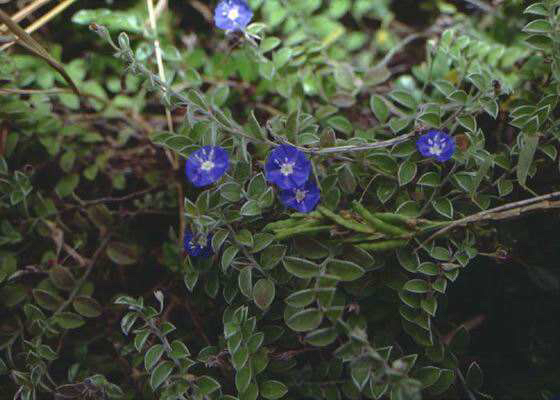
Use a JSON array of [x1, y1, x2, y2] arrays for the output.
[[80, 186, 161, 206], [416, 191, 560, 250], [0, 6, 79, 94], [463, 0, 496, 14], [0, 0, 78, 52], [306, 133, 416, 155], [187, 0, 213, 22], [0, 0, 51, 32], [53, 235, 111, 317], [146, 0, 177, 168]]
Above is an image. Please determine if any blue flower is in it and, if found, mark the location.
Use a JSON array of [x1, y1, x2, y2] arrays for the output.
[[279, 181, 321, 213], [416, 130, 455, 162], [185, 146, 229, 187], [214, 0, 253, 32], [265, 145, 311, 190], [184, 231, 213, 257]]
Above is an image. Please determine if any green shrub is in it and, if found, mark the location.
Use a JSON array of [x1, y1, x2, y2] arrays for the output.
[[1, 1, 560, 399]]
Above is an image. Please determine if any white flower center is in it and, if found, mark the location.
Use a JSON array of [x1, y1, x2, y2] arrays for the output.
[[280, 162, 294, 176], [201, 160, 215, 171], [428, 144, 443, 156], [427, 137, 444, 156], [196, 236, 208, 247], [295, 189, 307, 203], [228, 7, 239, 20]]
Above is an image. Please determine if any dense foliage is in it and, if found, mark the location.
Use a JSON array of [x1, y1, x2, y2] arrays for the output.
[[1, 0, 560, 399]]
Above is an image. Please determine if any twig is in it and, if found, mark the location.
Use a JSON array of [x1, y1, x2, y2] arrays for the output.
[[416, 191, 560, 250], [0, 0, 51, 32], [463, 0, 495, 14], [80, 186, 161, 206], [187, 0, 213, 22], [0, 0, 78, 52], [306, 133, 416, 155], [418, 163, 458, 216], [0, 6, 79, 95], [146, 0, 177, 168], [455, 367, 478, 400], [52, 235, 111, 317]]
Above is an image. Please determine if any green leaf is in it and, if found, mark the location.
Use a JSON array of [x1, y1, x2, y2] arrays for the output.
[[0, 357, 7, 374], [222, 246, 239, 272], [37, 344, 58, 361], [325, 259, 364, 281], [414, 366, 442, 388], [261, 245, 286, 269], [241, 200, 261, 216], [466, 362, 483, 391], [169, 340, 190, 359], [334, 64, 356, 90], [285, 289, 316, 308], [389, 116, 410, 133], [150, 361, 174, 390], [72, 9, 143, 32], [33, 289, 63, 311], [247, 332, 264, 353], [398, 161, 417, 186], [235, 229, 254, 247], [49, 266, 75, 291], [327, 115, 353, 135], [417, 112, 440, 128], [240, 382, 258, 400], [221, 182, 243, 202], [283, 257, 321, 279], [516, 133, 539, 187], [523, 19, 552, 33], [145, 344, 165, 371], [417, 172, 440, 187], [186, 89, 209, 110], [480, 98, 498, 119], [273, 48, 293, 69], [212, 229, 229, 253], [238, 267, 253, 299], [134, 330, 151, 352], [235, 364, 252, 393], [106, 242, 139, 266], [389, 90, 416, 109], [524, 2, 548, 16], [456, 115, 476, 132], [351, 362, 371, 390], [426, 369, 455, 395], [404, 279, 430, 293], [251, 233, 275, 253], [432, 198, 453, 219], [421, 297, 438, 317], [253, 279, 275, 310], [370, 95, 389, 123], [197, 375, 221, 395], [55, 174, 79, 198], [53, 312, 85, 329], [232, 345, 249, 369], [73, 296, 102, 318], [260, 380, 288, 400], [304, 327, 338, 347], [286, 308, 323, 332], [259, 60, 276, 80], [260, 37, 281, 53]]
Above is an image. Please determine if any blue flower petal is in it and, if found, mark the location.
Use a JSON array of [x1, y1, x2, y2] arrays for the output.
[[184, 231, 213, 257], [279, 181, 321, 213], [265, 145, 311, 190], [416, 130, 455, 162], [214, 0, 253, 31], [185, 146, 229, 187]]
